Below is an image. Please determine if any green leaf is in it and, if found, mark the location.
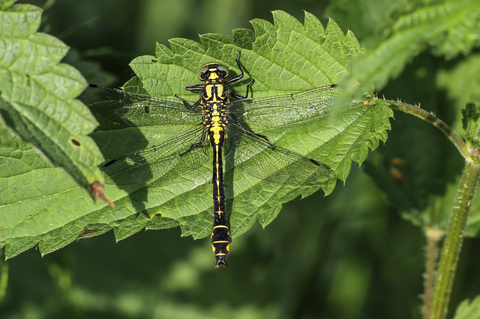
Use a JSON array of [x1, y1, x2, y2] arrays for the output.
[[0, 97, 17, 148], [462, 103, 480, 149], [453, 296, 480, 319], [92, 12, 390, 237], [334, 0, 480, 111], [431, 2, 480, 59], [62, 48, 116, 86], [0, 4, 105, 194], [437, 53, 480, 112], [0, 11, 392, 259], [0, 0, 16, 11]]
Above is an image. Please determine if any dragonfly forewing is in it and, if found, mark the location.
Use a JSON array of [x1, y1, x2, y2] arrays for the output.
[[101, 125, 210, 185], [231, 85, 340, 133], [80, 85, 202, 128]]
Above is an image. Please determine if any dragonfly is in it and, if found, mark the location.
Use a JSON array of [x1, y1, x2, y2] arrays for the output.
[[79, 52, 337, 267]]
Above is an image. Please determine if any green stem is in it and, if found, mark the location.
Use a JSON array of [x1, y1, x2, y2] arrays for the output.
[[429, 161, 480, 319], [386, 100, 471, 160], [423, 228, 444, 319], [0, 254, 8, 305]]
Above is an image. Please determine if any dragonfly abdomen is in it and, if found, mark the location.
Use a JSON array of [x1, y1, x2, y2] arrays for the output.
[[210, 131, 231, 267]]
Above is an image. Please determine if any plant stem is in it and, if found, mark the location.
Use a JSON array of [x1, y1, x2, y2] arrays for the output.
[[423, 228, 444, 319], [0, 253, 8, 305], [386, 100, 471, 160], [429, 161, 480, 319]]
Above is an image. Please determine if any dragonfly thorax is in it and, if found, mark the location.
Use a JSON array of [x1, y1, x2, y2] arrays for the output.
[[199, 63, 231, 133]]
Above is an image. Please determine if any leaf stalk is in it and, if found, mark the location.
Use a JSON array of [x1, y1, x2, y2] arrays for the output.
[[386, 100, 471, 160]]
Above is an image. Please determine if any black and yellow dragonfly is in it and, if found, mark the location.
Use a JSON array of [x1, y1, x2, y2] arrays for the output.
[[80, 52, 337, 267]]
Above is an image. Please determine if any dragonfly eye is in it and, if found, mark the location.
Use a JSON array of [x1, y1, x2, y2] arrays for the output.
[[198, 67, 209, 80], [217, 65, 229, 78]]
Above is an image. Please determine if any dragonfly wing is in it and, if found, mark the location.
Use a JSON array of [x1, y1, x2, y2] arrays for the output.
[[224, 124, 335, 185], [230, 85, 340, 132], [79, 85, 201, 128], [101, 125, 210, 185]]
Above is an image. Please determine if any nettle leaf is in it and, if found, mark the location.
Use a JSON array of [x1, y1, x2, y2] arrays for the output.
[[0, 137, 99, 257], [62, 48, 116, 86], [0, 4, 104, 193], [462, 103, 480, 149], [0, 0, 16, 11], [0, 97, 17, 147], [0, 11, 392, 258], [453, 296, 480, 319], [334, 0, 480, 111]]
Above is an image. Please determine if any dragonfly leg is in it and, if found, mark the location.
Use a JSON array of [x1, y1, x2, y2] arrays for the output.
[[231, 79, 255, 100], [226, 51, 245, 84], [244, 79, 255, 98], [228, 51, 255, 99], [175, 94, 201, 110], [185, 83, 205, 92]]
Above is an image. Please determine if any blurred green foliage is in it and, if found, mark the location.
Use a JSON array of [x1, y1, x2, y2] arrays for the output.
[[3, 0, 480, 318]]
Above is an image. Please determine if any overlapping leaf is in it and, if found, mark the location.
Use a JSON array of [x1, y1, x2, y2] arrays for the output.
[[334, 0, 480, 110], [0, 3, 105, 193], [454, 296, 480, 319]]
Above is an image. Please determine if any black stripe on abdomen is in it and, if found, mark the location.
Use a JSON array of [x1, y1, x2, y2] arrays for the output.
[[210, 133, 231, 267]]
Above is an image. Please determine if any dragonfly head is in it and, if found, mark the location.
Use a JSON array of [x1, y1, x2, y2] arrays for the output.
[[199, 63, 229, 81]]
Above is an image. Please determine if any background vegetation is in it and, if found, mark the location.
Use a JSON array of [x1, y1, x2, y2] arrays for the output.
[[1, 0, 480, 318]]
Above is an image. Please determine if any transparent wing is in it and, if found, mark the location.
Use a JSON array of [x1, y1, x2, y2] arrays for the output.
[[225, 123, 335, 185], [79, 85, 202, 128], [230, 85, 340, 131], [101, 125, 210, 185]]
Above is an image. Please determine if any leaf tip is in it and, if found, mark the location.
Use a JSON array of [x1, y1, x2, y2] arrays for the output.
[[91, 181, 116, 208]]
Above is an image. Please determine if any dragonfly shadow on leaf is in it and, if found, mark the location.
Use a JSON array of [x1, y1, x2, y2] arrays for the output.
[[79, 85, 154, 212]]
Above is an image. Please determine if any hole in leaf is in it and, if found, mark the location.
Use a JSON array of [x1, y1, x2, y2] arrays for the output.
[[70, 137, 81, 147]]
